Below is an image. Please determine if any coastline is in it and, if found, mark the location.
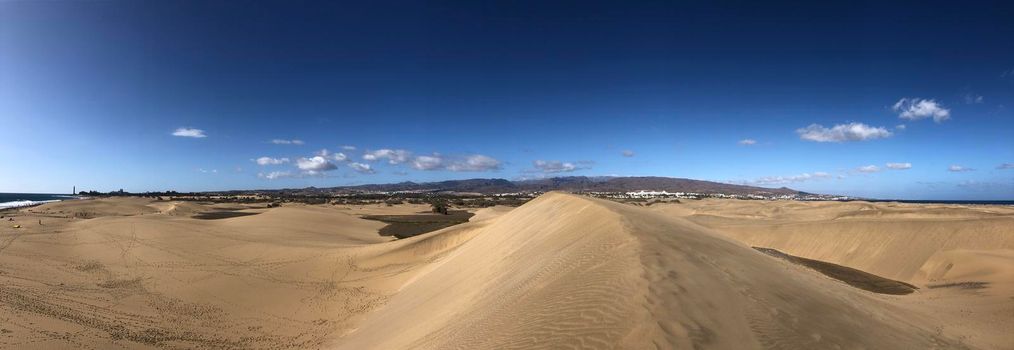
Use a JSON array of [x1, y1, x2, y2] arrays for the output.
[[0, 193, 80, 211]]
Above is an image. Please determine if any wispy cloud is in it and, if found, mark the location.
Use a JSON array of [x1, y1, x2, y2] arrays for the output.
[[948, 165, 975, 172], [348, 162, 375, 174], [409, 154, 501, 172], [797, 123, 892, 142], [447, 155, 502, 172], [197, 168, 218, 174], [172, 127, 206, 138], [530, 160, 592, 173], [622, 150, 636, 157], [739, 172, 831, 185], [895, 124, 906, 130], [254, 157, 289, 165], [258, 171, 292, 180], [886, 162, 912, 170], [963, 93, 984, 104], [998, 163, 1014, 170], [893, 98, 951, 123], [270, 139, 304, 145], [363, 149, 411, 164], [342, 145, 357, 151], [957, 180, 1010, 192], [856, 165, 880, 173], [411, 155, 444, 170], [738, 139, 757, 146]]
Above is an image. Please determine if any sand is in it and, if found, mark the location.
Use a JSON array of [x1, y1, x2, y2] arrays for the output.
[[0, 195, 1010, 349]]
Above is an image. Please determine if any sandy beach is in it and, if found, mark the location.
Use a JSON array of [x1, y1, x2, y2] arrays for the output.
[[0, 194, 1011, 349]]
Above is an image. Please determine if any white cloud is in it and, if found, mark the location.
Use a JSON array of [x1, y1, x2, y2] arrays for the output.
[[348, 162, 375, 174], [531, 160, 591, 173], [270, 139, 304, 145], [333, 152, 348, 162], [742, 172, 831, 185], [622, 150, 636, 157], [738, 139, 757, 146], [893, 98, 951, 123], [341, 145, 357, 151], [255, 157, 289, 165], [963, 93, 984, 104], [998, 163, 1014, 170], [258, 171, 292, 180], [857, 165, 880, 173], [948, 165, 975, 172], [363, 149, 411, 164], [886, 162, 912, 170], [446, 155, 502, 172], [197, 168, 218, 174], [797, 123, 892, 142], [411, 155, 444, 170], [296, 156, 337, 172], [895, 124, 906, 130], [172, 127, 206, 138]]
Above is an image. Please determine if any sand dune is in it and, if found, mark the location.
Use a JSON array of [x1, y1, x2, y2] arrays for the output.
[[1, 194, 1009, 349]]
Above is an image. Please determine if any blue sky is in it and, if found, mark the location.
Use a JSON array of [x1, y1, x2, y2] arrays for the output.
[[2, 1, 1012, 199]]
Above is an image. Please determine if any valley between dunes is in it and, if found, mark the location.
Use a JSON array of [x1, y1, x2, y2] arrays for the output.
[[0, 193, 1011, 349]]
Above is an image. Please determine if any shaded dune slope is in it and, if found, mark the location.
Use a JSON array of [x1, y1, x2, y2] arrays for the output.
[[336, 193, 967, 349]]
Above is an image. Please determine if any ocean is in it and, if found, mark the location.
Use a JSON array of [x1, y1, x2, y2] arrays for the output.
[[0, 193, 79, 210], [859, 199, 1014, 205]]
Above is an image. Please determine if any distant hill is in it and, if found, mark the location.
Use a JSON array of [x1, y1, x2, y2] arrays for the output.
[[299, 176, 800, 196]]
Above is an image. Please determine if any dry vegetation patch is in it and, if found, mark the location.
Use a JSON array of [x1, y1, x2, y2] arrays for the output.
[[361, 210, 474, 239]]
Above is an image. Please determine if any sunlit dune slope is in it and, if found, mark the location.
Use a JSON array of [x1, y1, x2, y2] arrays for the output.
[[337, 192, 967, 349]]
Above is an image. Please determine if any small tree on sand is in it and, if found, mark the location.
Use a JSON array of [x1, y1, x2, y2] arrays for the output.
[[430, 202, 449, 215]]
